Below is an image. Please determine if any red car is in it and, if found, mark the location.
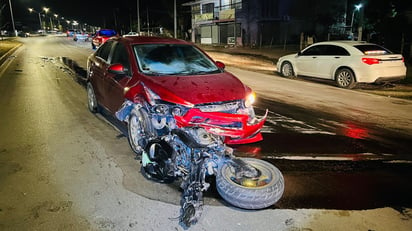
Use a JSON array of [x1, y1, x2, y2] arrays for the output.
[[91, 29, 117, 49], [86, 36, 266, 154]]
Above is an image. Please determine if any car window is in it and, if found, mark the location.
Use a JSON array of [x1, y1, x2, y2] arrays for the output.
[[324, 45, 350, 56], [354, 44, 392, 55], [95, 40, 114, 61], [111, 42, 131, 75], [133, 44, 220, 75], [301, 45, 323, 56]]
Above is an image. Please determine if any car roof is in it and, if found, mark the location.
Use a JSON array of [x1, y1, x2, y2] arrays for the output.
[[311, 40, 375, 47], [115, 36, 193, 46]]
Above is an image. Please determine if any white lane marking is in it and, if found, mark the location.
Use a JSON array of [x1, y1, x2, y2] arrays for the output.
[[263, 152, 396, 161]]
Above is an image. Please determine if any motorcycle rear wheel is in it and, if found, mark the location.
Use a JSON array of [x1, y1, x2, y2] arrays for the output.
[[216, 158, 284, 209]]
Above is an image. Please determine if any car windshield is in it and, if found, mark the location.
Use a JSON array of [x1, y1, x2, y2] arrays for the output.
[[133, 44, 220, 75], [354, 44, 392, 55]]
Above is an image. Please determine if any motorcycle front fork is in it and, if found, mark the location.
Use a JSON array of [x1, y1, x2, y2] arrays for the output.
[[179, 154, 208, 228]]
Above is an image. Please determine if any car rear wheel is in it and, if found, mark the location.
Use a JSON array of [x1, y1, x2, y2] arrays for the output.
[[335, 68, 356, 89], [280, 61, 295, 77]]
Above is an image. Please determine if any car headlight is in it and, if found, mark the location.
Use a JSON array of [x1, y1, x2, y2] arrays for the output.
[[245, 91, 256, 108]]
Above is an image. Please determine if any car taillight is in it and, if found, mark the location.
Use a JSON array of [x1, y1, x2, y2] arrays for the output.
[[362, 57, 380, 65]]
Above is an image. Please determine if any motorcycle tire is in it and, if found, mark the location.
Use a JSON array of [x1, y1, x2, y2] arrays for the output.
[[216, 158, 284, 209]]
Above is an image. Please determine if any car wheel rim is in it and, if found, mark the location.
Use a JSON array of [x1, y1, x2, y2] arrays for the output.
[[337, 71, 352, 87], [282, 63, 292, 76], [87, 85, 96, 110], [129, 114, 144, 150]]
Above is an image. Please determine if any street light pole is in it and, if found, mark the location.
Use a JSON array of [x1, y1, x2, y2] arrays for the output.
[[28, 8, 43, 31], [8, 0, 17, 36], [174, 0, 177, 38], [38, 13, 43, 30], [350, 3, 362, 40]]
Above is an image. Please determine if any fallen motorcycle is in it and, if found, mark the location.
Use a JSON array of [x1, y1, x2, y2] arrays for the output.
[[116, 97, 284, 228]]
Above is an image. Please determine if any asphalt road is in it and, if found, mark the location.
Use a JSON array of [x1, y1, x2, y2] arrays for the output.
[[0, 35, 411, 230]]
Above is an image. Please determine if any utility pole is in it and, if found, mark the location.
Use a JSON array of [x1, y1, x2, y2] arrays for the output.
[[174, 0, 177, 38], [8, 0, 17, 36], [137, 0, 140, 33]]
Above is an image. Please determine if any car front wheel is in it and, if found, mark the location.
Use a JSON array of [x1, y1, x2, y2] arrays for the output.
[[335, 68, 356, 89], [87, 82, 99, 113], [280, 61, 295, 77], [127, 107, 155, 155]]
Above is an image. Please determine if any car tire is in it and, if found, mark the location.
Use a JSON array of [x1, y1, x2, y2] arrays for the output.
[[127, 107, 155, 155], [280, 61, 295, 77], [335, 68, 356, 89], [87, 82, 99, 113]]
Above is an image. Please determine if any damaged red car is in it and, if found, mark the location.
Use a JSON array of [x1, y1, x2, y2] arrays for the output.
[[86, 36, 267, 153]]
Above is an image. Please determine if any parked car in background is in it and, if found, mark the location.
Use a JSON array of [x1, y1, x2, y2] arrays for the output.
[[277, 41, 406, 88], [91, 29, 117, 49], [73, 31, 90, 41], [66, 29, 75, 37], [123, 31, 139, 37], [18, 31, 30, 37]]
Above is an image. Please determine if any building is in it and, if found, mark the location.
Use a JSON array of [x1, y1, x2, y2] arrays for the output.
[[183, 0, 347, 47]]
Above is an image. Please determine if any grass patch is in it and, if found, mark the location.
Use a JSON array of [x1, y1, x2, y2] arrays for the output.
[[0, 38, 22, 57]]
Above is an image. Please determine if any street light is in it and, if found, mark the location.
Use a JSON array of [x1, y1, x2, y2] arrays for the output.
[[350, 3, 362, 40], [54, 14, 60, 31], [28, 8, 43, 31], [43, 7, 54, 32]]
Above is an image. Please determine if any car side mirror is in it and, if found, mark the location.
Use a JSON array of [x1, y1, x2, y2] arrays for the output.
[[108, 63, 127, 75], [215, 61, 225, 70], [297, 51, 302, 56]]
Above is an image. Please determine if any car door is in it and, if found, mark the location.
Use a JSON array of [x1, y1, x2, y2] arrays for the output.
[[89, 40, 114, 109], [295, 45, 322, 76], [104, 41, 132, 113], [313, 45, 350, 79]]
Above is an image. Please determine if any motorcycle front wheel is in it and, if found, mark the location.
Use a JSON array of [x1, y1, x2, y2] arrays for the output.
[[216, 158, 284, 209]]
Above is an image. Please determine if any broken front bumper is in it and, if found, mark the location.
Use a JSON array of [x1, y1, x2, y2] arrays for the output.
[[174, 108, 268, 145]]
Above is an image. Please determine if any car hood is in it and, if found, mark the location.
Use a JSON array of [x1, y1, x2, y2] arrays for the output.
[[140, 72, 248, 106]]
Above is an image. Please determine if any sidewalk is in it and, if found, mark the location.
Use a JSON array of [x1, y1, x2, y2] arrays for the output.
[[200, 44, 297, 62]]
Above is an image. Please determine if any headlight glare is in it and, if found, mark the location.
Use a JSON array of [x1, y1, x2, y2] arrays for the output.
[[245, 92, 256, 108]]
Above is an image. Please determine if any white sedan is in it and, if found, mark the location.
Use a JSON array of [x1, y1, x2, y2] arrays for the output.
[[276, 41, 406, 88]]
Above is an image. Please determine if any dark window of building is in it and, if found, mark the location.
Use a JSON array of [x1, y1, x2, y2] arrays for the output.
[[202, 3, 214, 13]]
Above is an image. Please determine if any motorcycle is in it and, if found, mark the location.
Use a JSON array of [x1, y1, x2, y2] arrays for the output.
[[116, 96, 284, 228]]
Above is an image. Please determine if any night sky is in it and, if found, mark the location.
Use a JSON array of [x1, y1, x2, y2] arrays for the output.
[[7, 0, 190, 32]]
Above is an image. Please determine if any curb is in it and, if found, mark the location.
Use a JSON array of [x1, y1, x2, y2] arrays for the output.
[[0, 42, 23, 66]]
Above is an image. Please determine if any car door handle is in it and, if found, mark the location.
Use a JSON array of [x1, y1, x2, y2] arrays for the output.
[[312, 57, 317, 59], [334, 57, 341, 59]]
